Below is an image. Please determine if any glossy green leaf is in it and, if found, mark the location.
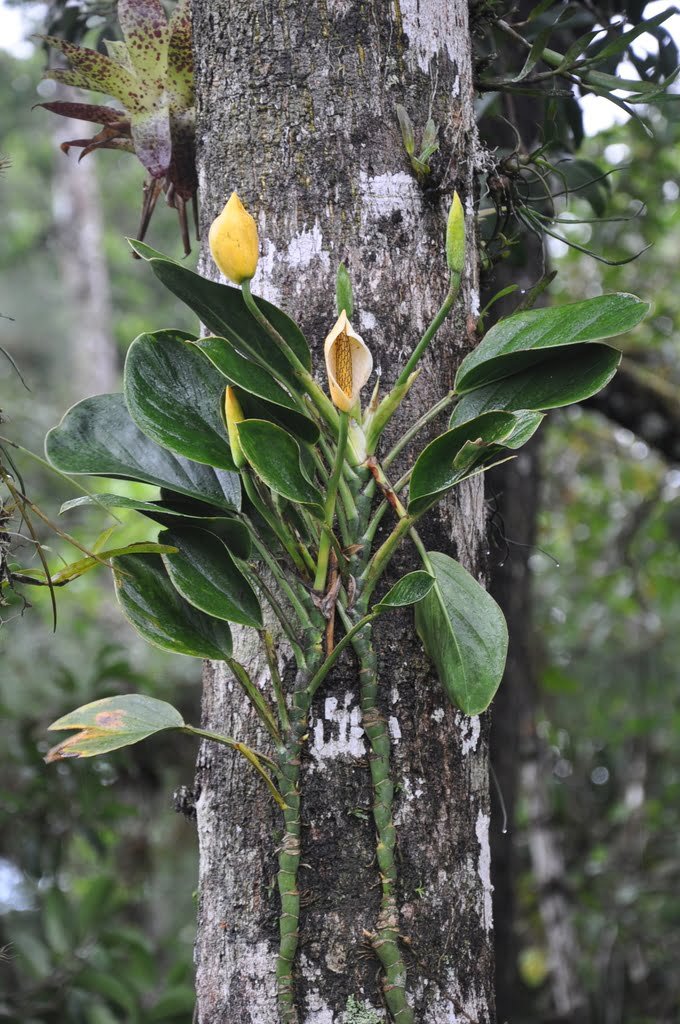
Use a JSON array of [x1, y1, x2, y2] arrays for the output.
[[415, 552, 508, 716], [237, 419, 324, 516], [455, 293, 647, 393], [375, 570, 435, 610], [451, 345, 621, 421], [160, 528, 262, 628], [61, 493, 251, 559], [45, 694, 185, 763], [124, 330, 235, 470], [409, 412, 518, 516], [112, 553, 232, 658], [129, 241, 311, 379], [46, 393, 240, 511], [194, 337, 319, 442]]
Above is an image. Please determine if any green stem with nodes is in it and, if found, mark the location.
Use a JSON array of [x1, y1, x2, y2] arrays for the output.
[[360, 516, 414, 605], [274, 646, 322, 1024], [351, 620, 414, 1023], [314, 410, 349, 591], [305, 610, 379, 700], [241, 279, 350, 450], [394, 277, 461, 389]]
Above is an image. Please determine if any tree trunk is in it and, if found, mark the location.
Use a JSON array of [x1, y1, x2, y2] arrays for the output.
[[191, 2, 494, 1020], [51, 114, 118, 399]]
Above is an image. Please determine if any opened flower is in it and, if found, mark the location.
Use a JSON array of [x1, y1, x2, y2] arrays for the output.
[[324, 311, 373, 413], [209, 192, 259, 284]]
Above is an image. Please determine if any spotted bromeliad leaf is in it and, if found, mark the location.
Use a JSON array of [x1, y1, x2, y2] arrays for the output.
[[37, 0, 197, 254]]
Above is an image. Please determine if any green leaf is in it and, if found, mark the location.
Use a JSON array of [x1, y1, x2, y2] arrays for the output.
[[46, 393, 240, 511], [415, 552, 508, 716], [45, 694, 185, 763], [61, 493, 251, 559], [194, 337, 319, 442], [112, 553, 233, 658], [129, 241, 311, 380], [76, 968, 139, 1016], [455, 293, 647, 394], [452, 345, 621, 420], [160, 527, 262, 628], [408, 412, 519, 516], [237, 420, 324, 516], [124, 330, 236, 470], [375, 570, 435, 609]]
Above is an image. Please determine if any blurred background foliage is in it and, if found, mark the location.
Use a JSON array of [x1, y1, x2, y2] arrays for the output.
[[1, 1, 680, 1022]]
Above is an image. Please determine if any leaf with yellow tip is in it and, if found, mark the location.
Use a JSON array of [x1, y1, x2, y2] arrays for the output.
[[45, 695, 185, 763]]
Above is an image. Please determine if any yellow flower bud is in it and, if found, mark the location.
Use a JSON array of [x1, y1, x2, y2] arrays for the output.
[[324, 310, 373, 414], [446, 191, 466, 277], [224, 386, 247, 468], [208, 192, 259, 285]]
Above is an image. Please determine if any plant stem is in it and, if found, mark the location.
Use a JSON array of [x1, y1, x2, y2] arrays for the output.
[[394, 279, 460, 389], [182, 726, 285, 808], [274, 650, 321, 1024], [241, 279, 344, 443], [360, 516, 413, 605], [304, 611, 379, 700], [314, 411, 349, 591], [263, 630, 290, 733], [242, 470, 309, 577], [351, 621, 414, 1023], [226, 655, 281, 744], [382, 389, 457, 471]]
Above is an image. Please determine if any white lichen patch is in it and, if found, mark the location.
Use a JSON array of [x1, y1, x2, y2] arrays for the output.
[[286, 220, 331, 273], [431, 707, 445, 724], [400, 0, 466, 73], [455, 712, 480, 756], [388, 716, 402, 741], [475, 809, 493, 933], [311, 693, 366, 761], [359, 170, 420, 225]]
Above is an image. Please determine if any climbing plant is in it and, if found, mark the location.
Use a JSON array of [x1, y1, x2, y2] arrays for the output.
[[36, 189, 648, 1021]]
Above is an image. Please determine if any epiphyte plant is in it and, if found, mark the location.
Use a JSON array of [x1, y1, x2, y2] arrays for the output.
[[37, 0, 196, 253], [42, 187, 648, 1021]]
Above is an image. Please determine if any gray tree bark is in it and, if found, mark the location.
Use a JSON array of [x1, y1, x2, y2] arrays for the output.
[[191, 2, 494, 1020], [51, 114, 118, 399]]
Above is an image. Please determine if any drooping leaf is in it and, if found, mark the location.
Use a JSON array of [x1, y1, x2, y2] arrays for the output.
[[455, 293, 648, 394], [193, 337, 319, 442], [129, 241, 311, 380], [160, 528, 262, 628], [43, 540, 177, 586], [46, 393, 240, 511], [408, 412, 519, 516], [451, 344, 621, 422], [375, 570, 435, 610], [45, 694, 185, 762], [112, 552, 232, 658], [415, 552, 508, 716], [124, 329, 235, 470], [237, 420, 324, 516], [60, 493, 251, 558]]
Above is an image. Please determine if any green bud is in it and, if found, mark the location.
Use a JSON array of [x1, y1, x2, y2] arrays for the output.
[[336, 262, 354, 319], [446, 191, 466, 277]]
